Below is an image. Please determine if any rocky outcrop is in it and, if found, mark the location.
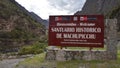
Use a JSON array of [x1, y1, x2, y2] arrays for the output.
[[75, 0, 120, 15]]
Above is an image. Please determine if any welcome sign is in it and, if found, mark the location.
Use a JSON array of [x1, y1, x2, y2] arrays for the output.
[[49, 15, 104, 47]]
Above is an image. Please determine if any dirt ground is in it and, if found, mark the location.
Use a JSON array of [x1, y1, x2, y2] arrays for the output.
[[0, 58, 24, 68]]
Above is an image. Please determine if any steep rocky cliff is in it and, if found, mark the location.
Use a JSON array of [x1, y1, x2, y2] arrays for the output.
[[75, 0, 120, 15], [75, 0, 120, 30], [0, 0, 46, 52]]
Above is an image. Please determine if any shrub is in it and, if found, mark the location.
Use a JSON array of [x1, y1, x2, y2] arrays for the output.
[[109, 6, 120, 18], [18, 42, 47, 55]]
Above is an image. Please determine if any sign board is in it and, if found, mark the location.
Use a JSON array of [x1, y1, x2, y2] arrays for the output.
[[49, 15, 104, 47]]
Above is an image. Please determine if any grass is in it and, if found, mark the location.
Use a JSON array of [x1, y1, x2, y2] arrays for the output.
[[18, 53, 45, 66], [67, 46, 106, 51], [16, 50, 120, 68]]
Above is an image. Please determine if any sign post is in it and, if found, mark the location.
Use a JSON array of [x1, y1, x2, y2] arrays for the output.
[[49, 15, 104, 48]]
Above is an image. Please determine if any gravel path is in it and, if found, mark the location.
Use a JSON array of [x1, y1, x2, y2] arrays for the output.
[[0, 58, 24, 68]]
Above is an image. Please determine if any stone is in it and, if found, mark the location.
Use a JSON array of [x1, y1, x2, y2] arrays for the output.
[[56, 50, 66, 61], [45, 50, 56, 60]]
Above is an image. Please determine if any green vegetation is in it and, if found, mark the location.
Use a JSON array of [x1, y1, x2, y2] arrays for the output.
[[0, 28, 35, 40], [67, 46, 106, 51], [17, 53, 45, 66], [16, 50, 120, 68], [0, 0, 46, 51], [0, 0, 44, 40], [106, 6, 120, 19], [0, 0, 17, 19], [18, 42, 47, 55]]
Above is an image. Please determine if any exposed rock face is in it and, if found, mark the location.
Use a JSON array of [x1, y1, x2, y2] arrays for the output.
[[0, 0, 46, 52], [75, 0, 120, 15]]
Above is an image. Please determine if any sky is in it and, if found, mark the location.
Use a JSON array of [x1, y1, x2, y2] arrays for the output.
[[15, 0, 86, 19]]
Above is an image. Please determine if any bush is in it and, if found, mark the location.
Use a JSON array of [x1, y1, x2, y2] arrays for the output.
[[109, 6, 120, 18], [18, 42, 47, 55]]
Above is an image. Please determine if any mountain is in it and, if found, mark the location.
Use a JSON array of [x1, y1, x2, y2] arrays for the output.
[[75, 0, 120, 30], [10, 0, 49, 29], [0, 0, 46, 52], [75, 0, 120, 15], [29, 12, 49, 29]]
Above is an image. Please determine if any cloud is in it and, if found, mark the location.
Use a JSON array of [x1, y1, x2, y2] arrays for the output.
[[47, 0, 86, 13], [15, 0, 86, 19]]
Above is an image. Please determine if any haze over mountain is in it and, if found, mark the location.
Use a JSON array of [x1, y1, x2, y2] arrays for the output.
[[15, 0, 86, 29], [10, 0, 49, 28], [15, 0, 86, 19], [29, 12, 49, 28]]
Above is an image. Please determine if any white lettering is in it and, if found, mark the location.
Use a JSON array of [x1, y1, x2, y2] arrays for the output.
[[57, 23, 76, 26], [51, 27, 75, 32], [56, 33, 62, 38], [63, 34, 96, 39], [80, 23, 95, 26], [76, 27, 101, 33]]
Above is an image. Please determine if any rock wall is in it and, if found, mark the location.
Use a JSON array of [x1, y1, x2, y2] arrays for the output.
[[46, 50, 108, 61], [106, 19, 118, 60]]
